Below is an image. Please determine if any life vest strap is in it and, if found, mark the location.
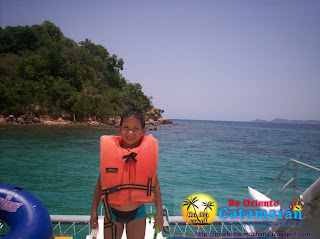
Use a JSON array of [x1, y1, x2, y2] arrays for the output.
[[147, 177, 152, 196], [102, 181, 154, 196], [104, 222, 113, 228], [104, 222, 117, 238], [103, 195, 112, 221], [101, 178, 154, 239], [103, 194, 116, 239]]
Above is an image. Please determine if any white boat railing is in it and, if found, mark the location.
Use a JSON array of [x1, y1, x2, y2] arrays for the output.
[[50, 212, 275, 238], [265, 159, 320, 209], [51, 215, 98, 237]]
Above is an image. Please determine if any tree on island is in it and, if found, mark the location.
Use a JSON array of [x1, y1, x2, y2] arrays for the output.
[[0, 21, 156, 121]]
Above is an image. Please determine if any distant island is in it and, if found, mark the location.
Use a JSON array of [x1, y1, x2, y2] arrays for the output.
[[252, 118, 320, 125]]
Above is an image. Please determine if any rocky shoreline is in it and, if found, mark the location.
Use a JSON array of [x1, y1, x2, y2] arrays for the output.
[[0, 107, 175, 127]]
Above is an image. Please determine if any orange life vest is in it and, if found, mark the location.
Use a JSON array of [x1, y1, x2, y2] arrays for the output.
[[100, 135, 158, 206]]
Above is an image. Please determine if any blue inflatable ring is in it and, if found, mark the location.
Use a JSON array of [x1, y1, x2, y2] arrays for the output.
[[0, 184, 52, 239]]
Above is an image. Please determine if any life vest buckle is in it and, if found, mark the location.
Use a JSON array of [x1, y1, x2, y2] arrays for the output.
[[108, 186, 118, 194]]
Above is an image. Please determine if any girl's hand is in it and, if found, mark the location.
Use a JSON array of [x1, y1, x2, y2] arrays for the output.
[[153, 213, 164, 232], [90, 212, 99, 229]]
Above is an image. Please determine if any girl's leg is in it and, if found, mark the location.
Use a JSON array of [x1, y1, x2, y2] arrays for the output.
[[126, 217, 146, 239], [104, 219, 124, 239]]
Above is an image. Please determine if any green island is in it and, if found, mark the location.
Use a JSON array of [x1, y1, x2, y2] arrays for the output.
[[0, 21, 171, 126]]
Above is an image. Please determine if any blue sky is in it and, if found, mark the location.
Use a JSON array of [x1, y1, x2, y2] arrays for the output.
[[1, 0, 319, 121]]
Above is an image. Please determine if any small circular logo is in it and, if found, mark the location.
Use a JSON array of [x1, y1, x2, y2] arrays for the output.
[[181, 193, 217, 226]]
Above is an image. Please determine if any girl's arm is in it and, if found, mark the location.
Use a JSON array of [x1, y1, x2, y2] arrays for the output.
[[154, 174, 164, 231], [90, 174, 102, 229]]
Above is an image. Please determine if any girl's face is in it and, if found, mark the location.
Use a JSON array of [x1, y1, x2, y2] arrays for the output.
[[119, 117, 146, 148]]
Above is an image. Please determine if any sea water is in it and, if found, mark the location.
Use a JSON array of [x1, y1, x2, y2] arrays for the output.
[[0, 120, 319, 217]]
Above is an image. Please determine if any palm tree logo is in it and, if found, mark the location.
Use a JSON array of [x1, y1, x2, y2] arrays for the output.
[[182, 193, 217, 226], [202, 200, 215, 213], [183, 196, 201, 222]]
